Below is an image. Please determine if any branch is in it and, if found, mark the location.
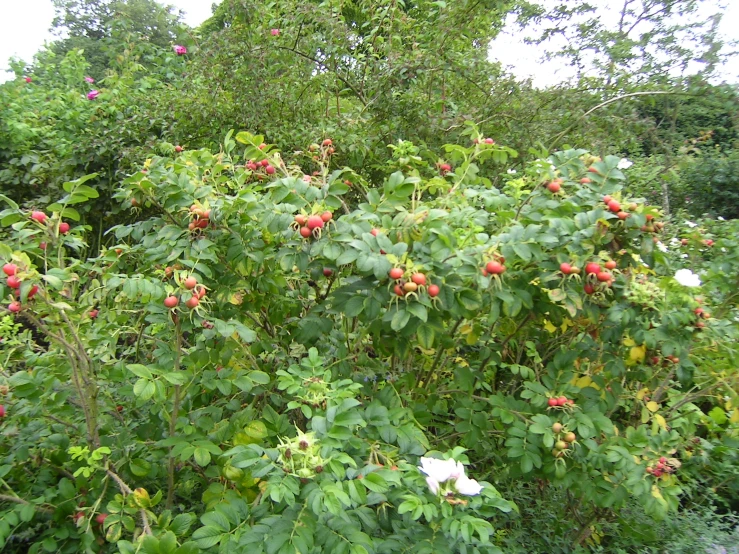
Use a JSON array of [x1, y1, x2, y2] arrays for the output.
[[166, 318, 183, 510], [547, 91, 685, 150], [275, 45, 367, 105], [106, 469, 153, 535], [0, 494, 55, 513]]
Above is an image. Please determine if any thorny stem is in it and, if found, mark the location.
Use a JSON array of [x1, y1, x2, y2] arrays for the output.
[[24, 311, 100, 447], [166, 317, 183, 510], [106, 468, 152, 535], [418, 318, 463, 390]]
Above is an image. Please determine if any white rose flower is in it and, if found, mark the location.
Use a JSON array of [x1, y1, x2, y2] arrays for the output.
[[674, 269, 701, 287], [656, 241, 668, 253], [425, 476, 440, 495], [718, 216, 725, 221], [454, 474, 483, 496], [507, 168, 517, 174], [418, 457, 459, 484], [685, 221, 697, 228], [617, 158, 633, 169]]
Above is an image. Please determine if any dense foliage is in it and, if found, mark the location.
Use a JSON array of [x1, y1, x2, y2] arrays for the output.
[[1, 0, 738, 553]]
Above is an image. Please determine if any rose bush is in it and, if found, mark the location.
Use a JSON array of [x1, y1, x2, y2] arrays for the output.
[[0, 127, 737, 553]]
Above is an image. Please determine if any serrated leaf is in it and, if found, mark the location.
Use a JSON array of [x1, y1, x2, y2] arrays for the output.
[[391, 309, 411, 331], [344, 296, 365, 317], [191, 526, 223, 549], [406, 303, 428, 322], [416, 324, 435, 348], [127, 364, 153, 379], [193, 448, 211, 467], [133, 379, 155, 401]]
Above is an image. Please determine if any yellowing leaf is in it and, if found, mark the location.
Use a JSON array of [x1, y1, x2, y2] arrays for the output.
[[623, 337, 635, 347], [229, 293, 244, 305], [730, 410, 739, 424], [651, 485, 665, 500], [637, 388, 650, 401], [574, 376, 593, 389], [459, 324, 473, 335], [654, 413, 667, 430], [629, 344, 646, 364], [646, 401, 660, 412], [543, 320, 557, 333]]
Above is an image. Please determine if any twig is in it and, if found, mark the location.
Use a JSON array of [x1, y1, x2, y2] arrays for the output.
[[105, 469, 152, 535], [547, 91, 682, 150], [0, 494, 55, 513], [166, 317, 183, 510]]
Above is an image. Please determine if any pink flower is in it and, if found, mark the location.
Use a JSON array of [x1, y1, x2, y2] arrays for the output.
[[24, 76, 31, 83], [271, 29, 280, 36], [173, 44, 187, 55], [87, 90, 99, 100], [85, 76, 95, 83], [302, 175, 311, 183]]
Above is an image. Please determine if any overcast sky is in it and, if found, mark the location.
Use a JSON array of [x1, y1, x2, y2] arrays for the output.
[[1, 0, 737, 87]]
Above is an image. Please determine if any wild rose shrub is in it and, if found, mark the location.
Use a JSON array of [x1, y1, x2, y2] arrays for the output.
[[0, 128, 737, 553]]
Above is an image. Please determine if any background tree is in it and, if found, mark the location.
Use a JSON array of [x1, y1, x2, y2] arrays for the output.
[[50, 0, 186, 77]]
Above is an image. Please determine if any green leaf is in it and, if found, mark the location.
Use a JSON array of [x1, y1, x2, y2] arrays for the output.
[[169, 514, 195, 536], [457, 289, 482, 311], [19, 503, 34, 522], [344, 296, 365, 317], [191, 526, 223, 549], [391, 309, 411, 331], [416, 324, 435, 348], [133, 379, 156, 401], [193, 448, 212, 467], [129, 459, 151, 477], [62, 207, 81, 221], [406, 303, 428, 322], [0, 193, 19, 210], [162, 372, 187, 385], [159, 531, 177, 554], [127, 364, 153, 379], [248, 370, 270, 385], [200, 511, 230, 532]]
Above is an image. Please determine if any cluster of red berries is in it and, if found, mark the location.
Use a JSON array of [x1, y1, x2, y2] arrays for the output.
[[4, 263, 39, 313], [30, 210, 71, 234], [308, 138, 336, 158], [547, 395, 575, 408], [388, 269, 439, 298], [645, 456, 673, 477], [694, 306, 710, 330], [437, 162, 452, 174], [188, 204, 211, 231], [650, 354, 680, 366], [558, 260, 618, 295], [245, 158, 276, 175], [294, 211, 332, 239], [163, 274, 206, 310]]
